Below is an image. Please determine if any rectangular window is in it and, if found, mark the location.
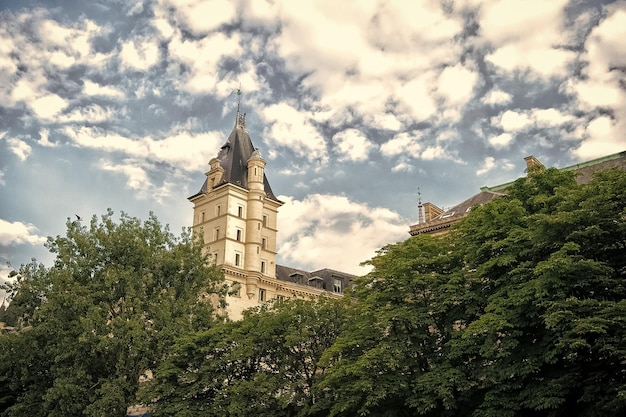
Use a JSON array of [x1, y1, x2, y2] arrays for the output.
[[258, 288, 266, 302], [333, 278, 343, 293], [236, 229, 242, 241], [262, 215, 268, 227], [200, 211, 205, 223], [238, 206, 243, 217], [235, 253, 241, 267], [214, 228, 220, 241], [261, 261, 266, 274], [261, 237, 267, 249], [216, 205, 221, 216]]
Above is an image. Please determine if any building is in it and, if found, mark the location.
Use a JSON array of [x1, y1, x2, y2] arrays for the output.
[[409, 151, 626, 236], [189, 110, 355, 320]]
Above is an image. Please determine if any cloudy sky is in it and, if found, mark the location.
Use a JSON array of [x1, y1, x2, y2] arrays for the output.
[[1, 0, 625, 294]]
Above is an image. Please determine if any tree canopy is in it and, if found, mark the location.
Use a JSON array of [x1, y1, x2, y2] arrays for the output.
[[0, 210, 226, 417], [140, 167, 625, 417], [3, 167, 625, 417]]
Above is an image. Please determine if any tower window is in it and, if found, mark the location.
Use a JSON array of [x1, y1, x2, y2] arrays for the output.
[[235, 253, 241, 267], [261, 237, 267, 249], [216, 205, 221, 216], [261, 261, 266, 274], [214, 228, 220, 241], [236, 228, 242, 241], [259, 288, 266, 302], [200, 211, 205, 223], [238, 206, 243, 217], [262, 215, 268, 227]]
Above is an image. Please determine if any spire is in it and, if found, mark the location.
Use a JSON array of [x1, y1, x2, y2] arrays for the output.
[[235, 84, 245, 128], [417, 187, 424, 225]]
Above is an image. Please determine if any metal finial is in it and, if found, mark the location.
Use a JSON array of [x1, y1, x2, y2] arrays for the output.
[[236, 83, 242, 113], [417, 187, 424, 225]]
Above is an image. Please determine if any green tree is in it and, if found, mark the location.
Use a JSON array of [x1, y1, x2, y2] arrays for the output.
[[320, 167, 626, 417], [143, 297, 346, 417], [319, 233, 476, 417], [0, 210, 226, 417], [453, 167, 626, 416]]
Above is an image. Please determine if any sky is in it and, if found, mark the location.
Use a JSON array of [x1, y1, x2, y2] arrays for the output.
[[1, 0, 626, 296]]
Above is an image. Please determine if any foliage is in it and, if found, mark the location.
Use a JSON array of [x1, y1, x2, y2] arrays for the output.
[[0, 210, 226, 417], [317, 167, 626, 417], [142, 297, 346, 417], [4, 167, 626, 417]]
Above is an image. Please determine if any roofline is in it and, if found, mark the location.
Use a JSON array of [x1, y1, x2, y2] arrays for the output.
[[480, 150, 626, 192], [559, 150, 626, 172], [188, 181, 284, 205]]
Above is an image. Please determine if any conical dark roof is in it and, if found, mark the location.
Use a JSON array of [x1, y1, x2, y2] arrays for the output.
[[190, 112, 279, 201]]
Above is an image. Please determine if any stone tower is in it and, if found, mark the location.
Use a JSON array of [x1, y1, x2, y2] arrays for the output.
[[188, 110, 283, 319]]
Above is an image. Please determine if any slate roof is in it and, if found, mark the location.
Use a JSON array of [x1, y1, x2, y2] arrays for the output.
[[275, 264, 358, 293], [410, 150, 626, 236], [189, 112, 279, 201], [409, 190, 503, 235]]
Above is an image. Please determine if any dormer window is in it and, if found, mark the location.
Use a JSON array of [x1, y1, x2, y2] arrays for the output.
[[290, 272, 304, 285]]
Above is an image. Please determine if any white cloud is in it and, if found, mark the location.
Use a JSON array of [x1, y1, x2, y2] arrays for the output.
[[499, 110, 533, 131], [261, 103, 328, 164], [420, 146, 447, 160], [573, 116, 626, 159], [58, 105, 119, 124], [276, 193, 408, 275], [158, 0, 237, 35], [167, 31, 243, 94], [364, 113, 402, 131], [331, 129, 374, 162], [31, 94, 69, 120], [7, 138, 32, 161], [494, 108, 576, 135], [62, 125, 223, 172], [489, 132, 514, 148], [381, 132, 422, 158], [476, 156, 496, 176], [37, 129, 56, 147], [531, 108, 573, 126], [99, 158, 151, 191], [119, 37, 160, 71], [0, 171, 5, 186], [0, 219, 47, 245], [479, 0, 574, 78], [436, 63, 479, 107], [83, 80, 125, 99], [391, 157, 413, 173], [243, 0, 464, 129], [566, 3, 626, 159], [483, 89, 512, 105]]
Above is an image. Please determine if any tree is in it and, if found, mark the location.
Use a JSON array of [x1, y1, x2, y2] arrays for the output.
[[0, 210, 226, 417], [453, 167, 626, 416], [142, 297, 347, 417], [318, 233, 475, 417], [319, 167, 626, 417]]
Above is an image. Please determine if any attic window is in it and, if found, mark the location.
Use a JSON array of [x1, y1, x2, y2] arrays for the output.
[[290, 272, 304, 284], [308, 276, 325, 290]]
